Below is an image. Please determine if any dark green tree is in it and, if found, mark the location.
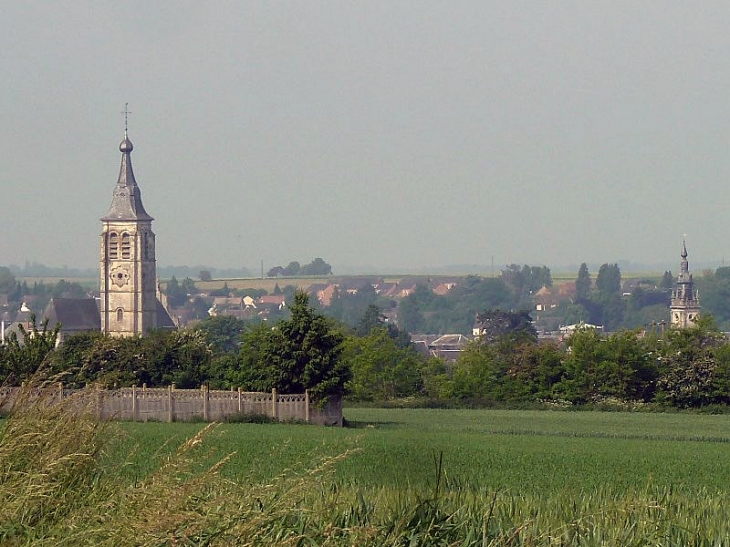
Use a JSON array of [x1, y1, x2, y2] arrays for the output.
[[659, 270, 674, 289], [474, 309, 537, 344], [165, 276, 187, 307], [238, 291, 349, 401], [596, 263, 621, 296], [300, 258, 332, 276], [0, 315, 61, 384], [281, 261, 301, 277], [0, 267, 16, 294], [655, 315, 725, 407], [575, 263, 591, 301], [343, 327, 422, 401], [195, 315, 247, 353]]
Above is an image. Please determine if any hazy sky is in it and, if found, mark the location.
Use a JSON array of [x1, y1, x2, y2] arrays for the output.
[[3, 2, 730, 274]]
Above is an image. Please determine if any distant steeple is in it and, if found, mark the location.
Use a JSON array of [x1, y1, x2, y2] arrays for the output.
[[670, 238, 700, 328], [101, 122, 153, 222]]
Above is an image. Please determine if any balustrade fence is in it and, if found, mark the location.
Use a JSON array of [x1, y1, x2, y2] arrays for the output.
[[0, 385, 342, 426]]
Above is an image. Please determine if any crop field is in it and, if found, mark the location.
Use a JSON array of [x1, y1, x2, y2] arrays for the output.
[[6, 405, 730, 544], [116, 408, 730, 493]]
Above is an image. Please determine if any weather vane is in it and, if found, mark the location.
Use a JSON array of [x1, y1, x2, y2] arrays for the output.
[[122, 103, 131, 137]]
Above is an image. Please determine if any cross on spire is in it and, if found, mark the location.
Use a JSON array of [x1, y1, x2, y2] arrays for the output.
[[121, 103, 131, 137]]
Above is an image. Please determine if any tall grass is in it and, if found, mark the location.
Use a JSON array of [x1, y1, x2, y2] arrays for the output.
[[1, 389, 729, 545]]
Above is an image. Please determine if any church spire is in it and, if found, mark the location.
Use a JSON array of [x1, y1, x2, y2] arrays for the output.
[[671, 238, 700, 328], [101, 107, 153, 221]]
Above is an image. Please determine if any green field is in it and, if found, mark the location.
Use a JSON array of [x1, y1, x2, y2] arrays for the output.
[[117, 408, 730, 494], [7, 406, 730, 544]]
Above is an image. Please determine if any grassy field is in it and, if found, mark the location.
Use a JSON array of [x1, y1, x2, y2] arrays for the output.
[[115, 408, 730, 493], [6, 404, 730, 544]]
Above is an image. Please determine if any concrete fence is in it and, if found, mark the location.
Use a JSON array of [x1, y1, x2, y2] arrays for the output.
[[0, 385, 343, 426]]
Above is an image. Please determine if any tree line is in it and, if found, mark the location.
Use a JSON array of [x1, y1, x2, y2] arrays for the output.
[[3, 288, 730, 409]]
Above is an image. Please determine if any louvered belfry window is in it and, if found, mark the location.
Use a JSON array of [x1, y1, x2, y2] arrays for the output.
[[121, 233, 131, 259], [109, 233, 119, 259]]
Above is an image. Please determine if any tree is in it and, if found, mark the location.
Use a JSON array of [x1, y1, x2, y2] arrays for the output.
[[501, 265, 552, 302], [195, 315, 247, 354], [300, 258, 332, 276], [238, 291, 349, 401], [267, 266, 284, 278], [655, 315, 725, 407], [474, 309, 537, 344], [596, 263, 621, 296], [0, 266, 16, 294], [281, 261, 301, 277], [165, 276, 187, 307], [575, 263, 591, 301], [660, 271, 674, 290], [0, 314, 61, 384], [343, 328, 422, 401], [199, 270, 212, 282]]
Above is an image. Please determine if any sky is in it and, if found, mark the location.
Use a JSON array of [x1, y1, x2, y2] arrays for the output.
[[2, 2, 730, 275]]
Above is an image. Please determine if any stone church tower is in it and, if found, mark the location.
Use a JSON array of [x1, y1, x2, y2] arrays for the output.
[[100, 131, 158, 336], [670, 240, 700, 328]]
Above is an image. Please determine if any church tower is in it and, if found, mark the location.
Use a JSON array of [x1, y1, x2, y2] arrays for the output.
[[670, 240, 700, 328], [100, 126, 158, 336]]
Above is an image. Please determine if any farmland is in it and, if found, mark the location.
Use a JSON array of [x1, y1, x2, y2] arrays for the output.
[[5, 404, 730, 544], [116, 408, 730, 493]]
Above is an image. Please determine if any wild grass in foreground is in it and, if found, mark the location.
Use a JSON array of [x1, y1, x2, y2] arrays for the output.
[[1, 392, 729, 545]]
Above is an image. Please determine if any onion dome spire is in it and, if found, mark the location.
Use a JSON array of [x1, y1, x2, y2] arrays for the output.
[[101, 105, 153, 221]]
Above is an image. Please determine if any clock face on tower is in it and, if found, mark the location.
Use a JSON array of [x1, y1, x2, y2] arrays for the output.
[[110, 266, 130, 288]]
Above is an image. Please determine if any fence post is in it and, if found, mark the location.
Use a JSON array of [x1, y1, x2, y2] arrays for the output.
[[238, 387, 242, 413], [58, 382, 63, 404], [305, 390, 310, 423], [272, 388, 278, 420], [168, 385, 173, 423], [203, 385, 209, 421], [132, 385, 137, 422]]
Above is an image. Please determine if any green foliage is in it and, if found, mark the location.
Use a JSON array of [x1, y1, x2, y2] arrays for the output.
[[0, 266, 16, 294], [236, 291, 349, 401], [194, 315, 247, 354], [655, 315, 726, 408], [198, 270, 212, 281], [0, 314, 60, 383], [398, 276, 517, 335], [164, 275, 185, 307], [501, 264, 552, 304], [299, 257, 332, 276], [697, 267, 730, 329], [7, 397, 730, 545], [596, 263, 621, 296], [46, 329, 212, 388], [326, 284, 379, 329], [660, 270, 674, 289], [343, 327, 423, 401], [575, 262, 591, 301], [268, 258, 332, 277], [559, 328, 656, 403], [474, 309, 537, 344]]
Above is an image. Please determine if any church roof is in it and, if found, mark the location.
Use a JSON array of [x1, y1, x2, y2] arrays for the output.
[[156, 299, 177, 329], [44, 298, 101, 332], [101, 135, 153, 222]]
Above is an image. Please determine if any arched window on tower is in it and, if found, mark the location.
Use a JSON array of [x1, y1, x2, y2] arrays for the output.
[[116, 308, 124, 322], [143, 231, 149, 259], [108, 232, 119, 259], [121, 233, 131, 259]]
